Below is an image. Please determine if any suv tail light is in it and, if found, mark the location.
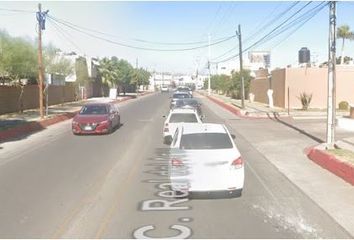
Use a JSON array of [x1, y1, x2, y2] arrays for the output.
[[164, 123, 169, 132], [231, 157, 243, 169], [171, 158, 183, 167]]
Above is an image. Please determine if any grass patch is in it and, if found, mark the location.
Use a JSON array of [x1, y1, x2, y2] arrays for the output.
[[327, 149, 354, 165]]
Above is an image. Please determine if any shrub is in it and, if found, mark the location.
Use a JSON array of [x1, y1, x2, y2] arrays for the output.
[[338, 101, 349, 110], [298, 92, 313, 110]]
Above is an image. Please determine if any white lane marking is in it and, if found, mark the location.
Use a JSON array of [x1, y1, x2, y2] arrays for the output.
[[133, 224, 192, 239]]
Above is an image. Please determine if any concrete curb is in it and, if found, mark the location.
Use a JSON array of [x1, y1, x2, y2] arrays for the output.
[[306, 146, 354, 186], [0, 94, 144, 142]]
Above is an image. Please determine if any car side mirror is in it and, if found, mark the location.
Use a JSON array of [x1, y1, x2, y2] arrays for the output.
[[231, 134, 236, 139]]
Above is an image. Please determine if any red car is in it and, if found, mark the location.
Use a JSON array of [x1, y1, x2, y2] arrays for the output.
[[72, 103, 120, 135]]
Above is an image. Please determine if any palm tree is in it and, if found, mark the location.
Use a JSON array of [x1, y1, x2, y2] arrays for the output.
[[337, 25, 354, 65]]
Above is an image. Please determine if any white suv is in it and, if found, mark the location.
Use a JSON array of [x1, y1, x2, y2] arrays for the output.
[[162, 108, 202, 144]]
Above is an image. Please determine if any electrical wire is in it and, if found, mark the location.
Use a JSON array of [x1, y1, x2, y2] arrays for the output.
[[253, 2, 326, 49], [0, 7, 35, 13], [269, 2, 328, 50], [48, 15, 236, 52], [47, 18, 85, 55], [242, 1, 300, 44], [48, 14, 232, 46], [211, 2, 300, 63], [211, 1, 316, 64]]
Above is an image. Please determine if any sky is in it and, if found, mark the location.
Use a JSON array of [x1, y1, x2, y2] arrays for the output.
[[1, 1, 354, 74]]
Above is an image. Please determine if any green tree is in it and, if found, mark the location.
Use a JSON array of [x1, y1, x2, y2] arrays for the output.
[[75, 56, 90, 86], [337, 25, 354, 65], [43, 44, 73, 77], [0, 30, 37, 84], [230, 69, 253, 99], [131, 68, 151, 91], [116, 59, 134, 95]]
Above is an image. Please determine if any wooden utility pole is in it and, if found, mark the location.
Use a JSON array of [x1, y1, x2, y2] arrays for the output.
[[208, 34, 211, 96], [37, 3, 45, 119], [326, 1, 336, 148], [237, 24, 245, 109]]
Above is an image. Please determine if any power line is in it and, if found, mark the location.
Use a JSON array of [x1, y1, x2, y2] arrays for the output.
[[0, 7, 35, 13], [268, 2, 328, 50], [47, 18, 84, 55], [211, 2, 300, 63], [243, 2, 300, 44], [48, 15, 236, 52], [211, 1, 316, 64], [48, 14, 231, 46]]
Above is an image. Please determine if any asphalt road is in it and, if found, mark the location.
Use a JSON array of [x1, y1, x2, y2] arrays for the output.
[[0, 92, 351, 238]]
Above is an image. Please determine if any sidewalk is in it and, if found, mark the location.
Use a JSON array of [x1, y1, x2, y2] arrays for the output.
[[199, 90, 349, 119], [0, 92, 153, 142], [200, 92, 354, 237], [200, 90, 354, 185]]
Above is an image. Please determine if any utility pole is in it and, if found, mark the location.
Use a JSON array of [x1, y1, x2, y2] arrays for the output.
[[236, 24, 245, 109], [208, 34, 211, 96], [36, 4, 48, 119], [136, 58, 138, 69], [326, 1, 336, 148]]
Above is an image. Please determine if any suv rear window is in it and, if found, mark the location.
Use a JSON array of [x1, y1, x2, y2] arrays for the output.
[[169, 113, 198, 123], [180, 133, 233, 149], [172, 93, 190, 99]]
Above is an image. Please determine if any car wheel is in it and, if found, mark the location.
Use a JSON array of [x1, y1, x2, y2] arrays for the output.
[[163, 136, 171, 145], [117, 117, 121, 128], [107, 122, 113, 134], [232, 189, 242, 198]]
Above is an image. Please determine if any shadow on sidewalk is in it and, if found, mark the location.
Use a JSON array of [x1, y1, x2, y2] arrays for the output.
[[0, 120, 47, 144], [266, 113, 324, 144]]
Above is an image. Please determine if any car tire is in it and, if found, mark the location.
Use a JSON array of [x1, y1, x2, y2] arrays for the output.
[[117, 117, 121, 129], [232, 189, 242, 198], [107, 122, 113, 134], [163, 136, 171, 145]]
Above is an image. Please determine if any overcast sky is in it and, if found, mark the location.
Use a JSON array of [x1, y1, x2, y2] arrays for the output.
[[1, 1, 354, 74]]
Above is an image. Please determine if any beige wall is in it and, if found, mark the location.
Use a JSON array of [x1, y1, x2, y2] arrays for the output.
[[271, 69, 286, 108], [250, 76, 269, 104], [250, 66, 354, 109]]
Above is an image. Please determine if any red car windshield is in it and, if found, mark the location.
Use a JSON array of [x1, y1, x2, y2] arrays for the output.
[[80, 105, 108, 115]]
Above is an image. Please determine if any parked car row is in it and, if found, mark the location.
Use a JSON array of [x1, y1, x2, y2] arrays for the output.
[[163, 95, 245, 198]]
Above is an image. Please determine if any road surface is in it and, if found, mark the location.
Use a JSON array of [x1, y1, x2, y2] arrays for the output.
[[0, 93, 350, 238]]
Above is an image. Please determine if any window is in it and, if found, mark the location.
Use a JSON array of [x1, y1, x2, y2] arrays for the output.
[[172, 93, 190, 99], [169, 113, 198, 123], [79, 105, 108, 115], [180, 133, 233, 149]]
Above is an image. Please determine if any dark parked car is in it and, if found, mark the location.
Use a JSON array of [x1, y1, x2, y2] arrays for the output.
[[72, 103, 120, 135], [170, 92, 192, 109], [181, 98, 202, 116]]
